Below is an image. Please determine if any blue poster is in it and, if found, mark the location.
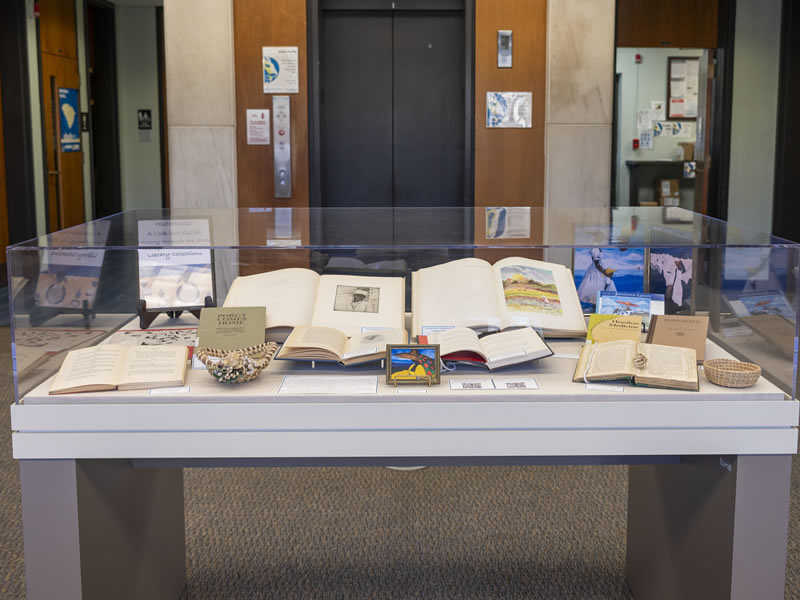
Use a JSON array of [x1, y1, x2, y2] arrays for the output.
[[58, 87, 80, 152]]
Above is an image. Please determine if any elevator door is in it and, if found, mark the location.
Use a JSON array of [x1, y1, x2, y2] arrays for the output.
[[318, 3, 468, 249]]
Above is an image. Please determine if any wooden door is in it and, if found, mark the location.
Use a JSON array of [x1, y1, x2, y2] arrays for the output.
[[39, 0, 85, 231]]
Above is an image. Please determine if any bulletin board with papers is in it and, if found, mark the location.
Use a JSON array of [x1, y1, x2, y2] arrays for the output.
[[667, 57, 699, 120]]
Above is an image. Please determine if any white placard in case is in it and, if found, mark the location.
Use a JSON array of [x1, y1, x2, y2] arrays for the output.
[[449, 378, 496, 391], [491, 377, 539, 390], [279, 375, 378, 395], [263, 47, 299, 94]]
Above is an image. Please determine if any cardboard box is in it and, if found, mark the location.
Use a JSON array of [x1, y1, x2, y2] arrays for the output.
[[655, 178, 680, 206], [677, 142, 695, 161]]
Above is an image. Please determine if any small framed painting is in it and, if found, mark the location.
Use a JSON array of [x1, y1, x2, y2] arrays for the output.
[[386, 345, 440, 386]]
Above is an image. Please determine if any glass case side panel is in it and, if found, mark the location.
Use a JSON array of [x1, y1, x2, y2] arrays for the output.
[[9, 246, 144, 401], [699, 243, 799, 399]]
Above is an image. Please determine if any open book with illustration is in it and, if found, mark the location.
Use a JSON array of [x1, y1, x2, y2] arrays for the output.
[[223, 268, 405, 341], [49, 345, 189, 395], [412, 257, 586, 337], [277, 326, 407, 366], [571, 340, 698, 391], [421, 327, 553, 370]]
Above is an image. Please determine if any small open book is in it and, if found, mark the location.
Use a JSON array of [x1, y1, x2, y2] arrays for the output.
[[49, 344, 189, 395], [276, 326, 407, 366], [572, 340, 698, 391], [422, 327, 552, 370]]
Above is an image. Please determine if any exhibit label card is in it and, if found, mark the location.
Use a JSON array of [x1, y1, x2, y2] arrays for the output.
[[262, 47, 299, 94], [197, 307, 265, 351], [246, 109, 270, 145], [279, 375, 378, 395], [449, 378, 496, 391]]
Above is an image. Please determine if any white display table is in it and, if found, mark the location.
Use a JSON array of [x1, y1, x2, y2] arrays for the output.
[[10, 329, 798, 600]]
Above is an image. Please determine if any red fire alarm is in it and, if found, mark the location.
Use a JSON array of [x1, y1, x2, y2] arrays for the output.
[[633, 139, 640, 150], [635, 53, 642, 64]]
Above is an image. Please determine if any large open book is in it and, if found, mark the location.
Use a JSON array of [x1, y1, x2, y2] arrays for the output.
[[572, 340, 698, 391], [49, 345, 189, 395], [277, 326, 407, 366], [223, 269, 405, 341], [412, 257, 586, 337], [422, 327, 552, 370]]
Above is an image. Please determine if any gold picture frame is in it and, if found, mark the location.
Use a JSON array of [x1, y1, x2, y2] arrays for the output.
[[386, 344, 440, 386]]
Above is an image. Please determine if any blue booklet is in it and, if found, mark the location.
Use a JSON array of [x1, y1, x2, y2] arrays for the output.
[[595, 291, 665, 330]]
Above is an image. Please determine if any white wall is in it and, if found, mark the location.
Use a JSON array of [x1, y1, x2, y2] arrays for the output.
[[615, 47, 704, 207], [726, 0, 782, 235], [115, 5, 162, 211]]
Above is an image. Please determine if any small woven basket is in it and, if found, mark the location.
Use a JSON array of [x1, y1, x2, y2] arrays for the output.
[[703, 358, 761, 388], [195, 342, 278, 384]]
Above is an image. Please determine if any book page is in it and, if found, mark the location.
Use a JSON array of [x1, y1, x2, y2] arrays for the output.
[[343, 329, 407, 359], [223, 268, 320, 330], [428, 327, 485, 358], [311, 274, 405, 338], [283, 326, 348, 358], [480, 327, 550, 362], [412, 258, 500, 335], [50, 345, 125, 393], [118, 346, 188, 389], [492, 257, 586, 334], [586, 340, 636, 378], [638, 343, 696, 383]]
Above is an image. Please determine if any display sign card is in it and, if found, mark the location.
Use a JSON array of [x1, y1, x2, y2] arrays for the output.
[[262, 47, 299, 94], [137, 219, 214, 310], [449, 378, 495, 391], [197, 307, 265, 351], [491, 377, 539, 390], [279, 375, 378, 395]]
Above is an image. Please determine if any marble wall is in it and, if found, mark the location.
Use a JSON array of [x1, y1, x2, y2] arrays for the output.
[[163, 0, 238, 292], [544, 0, 615, 247]]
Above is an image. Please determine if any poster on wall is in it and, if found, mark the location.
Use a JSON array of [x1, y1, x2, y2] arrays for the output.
[[58, 88, 80, 153], [486, 92, 532, 128], [262, 47, 299, 94], [667, 57, 699, 120]]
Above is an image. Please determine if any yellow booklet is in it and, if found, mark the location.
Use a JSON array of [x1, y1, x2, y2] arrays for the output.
[[586, 314, 642, 343]]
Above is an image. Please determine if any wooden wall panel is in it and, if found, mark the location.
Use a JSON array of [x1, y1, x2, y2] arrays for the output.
[[474, 0, 546, 256], [233, 0, 310, 272], [39, 0, 78, 59], [617, 0, 718, 48]]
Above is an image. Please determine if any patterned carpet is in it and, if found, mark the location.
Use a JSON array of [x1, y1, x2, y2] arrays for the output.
[[1, 326, 798, 599]]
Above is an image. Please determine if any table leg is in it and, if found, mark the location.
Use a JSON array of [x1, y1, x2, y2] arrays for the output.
[[20, 459, 186, 600], [626, 454, 791, 600]]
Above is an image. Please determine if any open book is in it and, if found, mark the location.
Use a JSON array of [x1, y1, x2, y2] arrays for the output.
[[223, 268, 405, 341], [277, 326, 407, 366], [572, 340, 698, 391], [49, 345, 189, 395], [422, 327, 552, 370], [412, 257, 586, 337]]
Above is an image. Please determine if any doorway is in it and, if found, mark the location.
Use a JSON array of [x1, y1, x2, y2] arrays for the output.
[[309, 0, 473, 251]]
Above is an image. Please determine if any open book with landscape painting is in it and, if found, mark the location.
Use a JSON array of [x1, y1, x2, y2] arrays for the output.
[[49, 345, 189, 395], [572, 339, 698, 391], [420, 327, 553, 370], [223, 268, 406, 342], [411, 257, 586, 338]]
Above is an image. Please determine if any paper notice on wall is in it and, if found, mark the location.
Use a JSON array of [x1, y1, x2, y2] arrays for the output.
[[650, 101, 666, 121], [636, 109, 653, 133], [639, 129, 653, 150], [671, 61, 687, 78], [246, 109, 270, 145], [653, 121, 671, 137], [262, 47, 299, 94], [486, 92, 532, 128], [485, 207, 531, 239], [671, 122, 693, 138], [669, 98, 685, 118]]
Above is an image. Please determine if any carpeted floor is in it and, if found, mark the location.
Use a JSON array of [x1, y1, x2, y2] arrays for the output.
[[0, 325, 798, 599]]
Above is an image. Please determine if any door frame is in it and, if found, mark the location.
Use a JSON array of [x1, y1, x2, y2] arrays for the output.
[[306, 0, 475, 243]]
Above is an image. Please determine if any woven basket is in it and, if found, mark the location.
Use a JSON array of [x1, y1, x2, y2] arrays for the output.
[[703, 358, 761, 388], [195, 342, 278, 384]]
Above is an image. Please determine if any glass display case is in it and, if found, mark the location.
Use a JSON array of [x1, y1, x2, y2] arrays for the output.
[[7, 206, 799, 403]]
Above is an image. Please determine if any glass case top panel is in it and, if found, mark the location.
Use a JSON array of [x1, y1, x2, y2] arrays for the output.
[[7, 207, 798, 251]]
